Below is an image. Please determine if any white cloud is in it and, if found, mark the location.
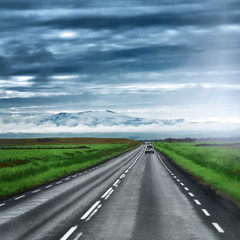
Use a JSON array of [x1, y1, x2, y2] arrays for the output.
[[60, 32, 76, 38]]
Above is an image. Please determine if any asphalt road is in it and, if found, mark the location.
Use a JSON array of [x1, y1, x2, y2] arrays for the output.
[[0, 145, 239, 240]]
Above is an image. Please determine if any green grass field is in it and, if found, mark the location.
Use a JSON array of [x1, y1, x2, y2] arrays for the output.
[[153, 142, 240, 204], [0, 138, 139, 198]]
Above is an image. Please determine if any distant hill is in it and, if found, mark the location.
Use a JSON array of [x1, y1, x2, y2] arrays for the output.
[[38, 110, 186, 127]]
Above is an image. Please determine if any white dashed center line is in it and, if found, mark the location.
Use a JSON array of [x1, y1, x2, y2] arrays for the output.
[[73, 232, 83, 240], [56, 181, 62, 184], [184, 187, 189, 191], [45, 185, 52, 189], [113, 179, 120, 187], [0, 203, 5, 207], [120, 174, 125, 179], [212, 222, 224, 233], [101, 187, 113, 199], [60, 225, 78, 240], [81, 201, 101, 220]]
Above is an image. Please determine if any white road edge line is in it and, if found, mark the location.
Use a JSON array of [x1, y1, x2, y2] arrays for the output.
[[32, 189, 40, 193], [81, 201, 101, 220], [101, 187, 113, 198], [0, 203, 5, 207], [56, 181, 62, 184], [188, 192, 195, 197], [60, 225, 78, 240], [184, 187, 189, 191], [15, 195, 26, 200], [45, 185, 52, 189], [212, 222, 224, 233], [194, 199, 201, 205], [202, 209, 210, 216]]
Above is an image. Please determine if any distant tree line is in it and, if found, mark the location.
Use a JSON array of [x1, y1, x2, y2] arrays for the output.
[[150, 137, 240, 143], [164, 138, 196, 142]]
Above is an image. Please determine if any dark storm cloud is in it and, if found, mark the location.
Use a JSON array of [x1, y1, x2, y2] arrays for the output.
[[0, 55, 10, 77], [0, 0, 240, 122], [11, 45, 54, 64], [36, 11, 238, 30]]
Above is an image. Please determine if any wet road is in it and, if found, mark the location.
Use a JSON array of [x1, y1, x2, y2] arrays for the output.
[[0, 145, 239, 239]]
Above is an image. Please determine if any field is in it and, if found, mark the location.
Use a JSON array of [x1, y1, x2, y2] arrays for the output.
[[0, 138, 139, 198], [153, 142, 240, 204]]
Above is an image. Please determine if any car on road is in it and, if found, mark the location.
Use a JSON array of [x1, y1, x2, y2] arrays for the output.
[[145, 144, 154, 154]]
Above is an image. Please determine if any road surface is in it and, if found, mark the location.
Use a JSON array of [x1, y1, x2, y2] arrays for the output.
[[0, 145, 239, 240]]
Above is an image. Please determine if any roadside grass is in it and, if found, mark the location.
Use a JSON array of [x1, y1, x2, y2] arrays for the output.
[[0, 139, 139, 198], [153, 142, 240, 204]]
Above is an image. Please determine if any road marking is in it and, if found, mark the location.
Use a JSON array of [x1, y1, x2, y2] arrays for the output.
[[180, 183, 184, 186], [120, 173, 126, 179], [173, 176, 177, 178], [202, 209, 210, 216], [56, 181, 62, 184], [188, 192, 195, 197], [81, 201, 101, 220], [120, 174, 124, 178], [32, 189, 40, 193], [72, 175, 77, 178], [113, 179, 120, 187], [73, 232, 83, 240], [45, 185, 52, 189], [78, 173, 82, 176], [15, 195, 26, 200], [0, 203, 5, 207], [177, 179, 180, 182], [101, 187, 113, 198], [212, 222, 224, 233], [60, 225, 78, 240], [194, 199, 201, 205], [105, 190, 114, 200], [86, 204, 102, 221], [184, 187, 189, 191], [65, 177, 70, 181], [125, 169, 129, 173]]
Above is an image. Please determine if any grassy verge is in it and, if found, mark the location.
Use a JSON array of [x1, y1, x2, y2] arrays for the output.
[[153, 142, 240, 204], [0, 138, 140, 198]]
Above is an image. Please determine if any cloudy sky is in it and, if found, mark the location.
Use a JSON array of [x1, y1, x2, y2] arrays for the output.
[[0, 0, 240, 133]]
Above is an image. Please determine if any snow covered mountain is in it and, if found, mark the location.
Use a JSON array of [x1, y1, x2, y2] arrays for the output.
[[38, 110, 186, 127], [1, 110, 240, 139]]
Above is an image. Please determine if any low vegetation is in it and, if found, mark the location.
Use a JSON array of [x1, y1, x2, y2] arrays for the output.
[[0, 138, 139, 198], [153, 141, 240, 204]]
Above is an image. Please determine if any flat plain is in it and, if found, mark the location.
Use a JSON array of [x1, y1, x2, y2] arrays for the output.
[[153, 141, 240, 204], [0, 137, 139, 198]]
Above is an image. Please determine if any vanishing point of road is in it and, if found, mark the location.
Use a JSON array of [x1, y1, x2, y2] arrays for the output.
[[0, 145, 239, 239]]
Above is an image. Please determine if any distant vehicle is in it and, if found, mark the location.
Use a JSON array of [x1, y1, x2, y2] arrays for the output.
[[145, 144, 154, 154]]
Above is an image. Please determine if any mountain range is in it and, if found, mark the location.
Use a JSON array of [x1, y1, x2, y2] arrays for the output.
[[38, 110, 186, 127], [1, 110, 239, 139]]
